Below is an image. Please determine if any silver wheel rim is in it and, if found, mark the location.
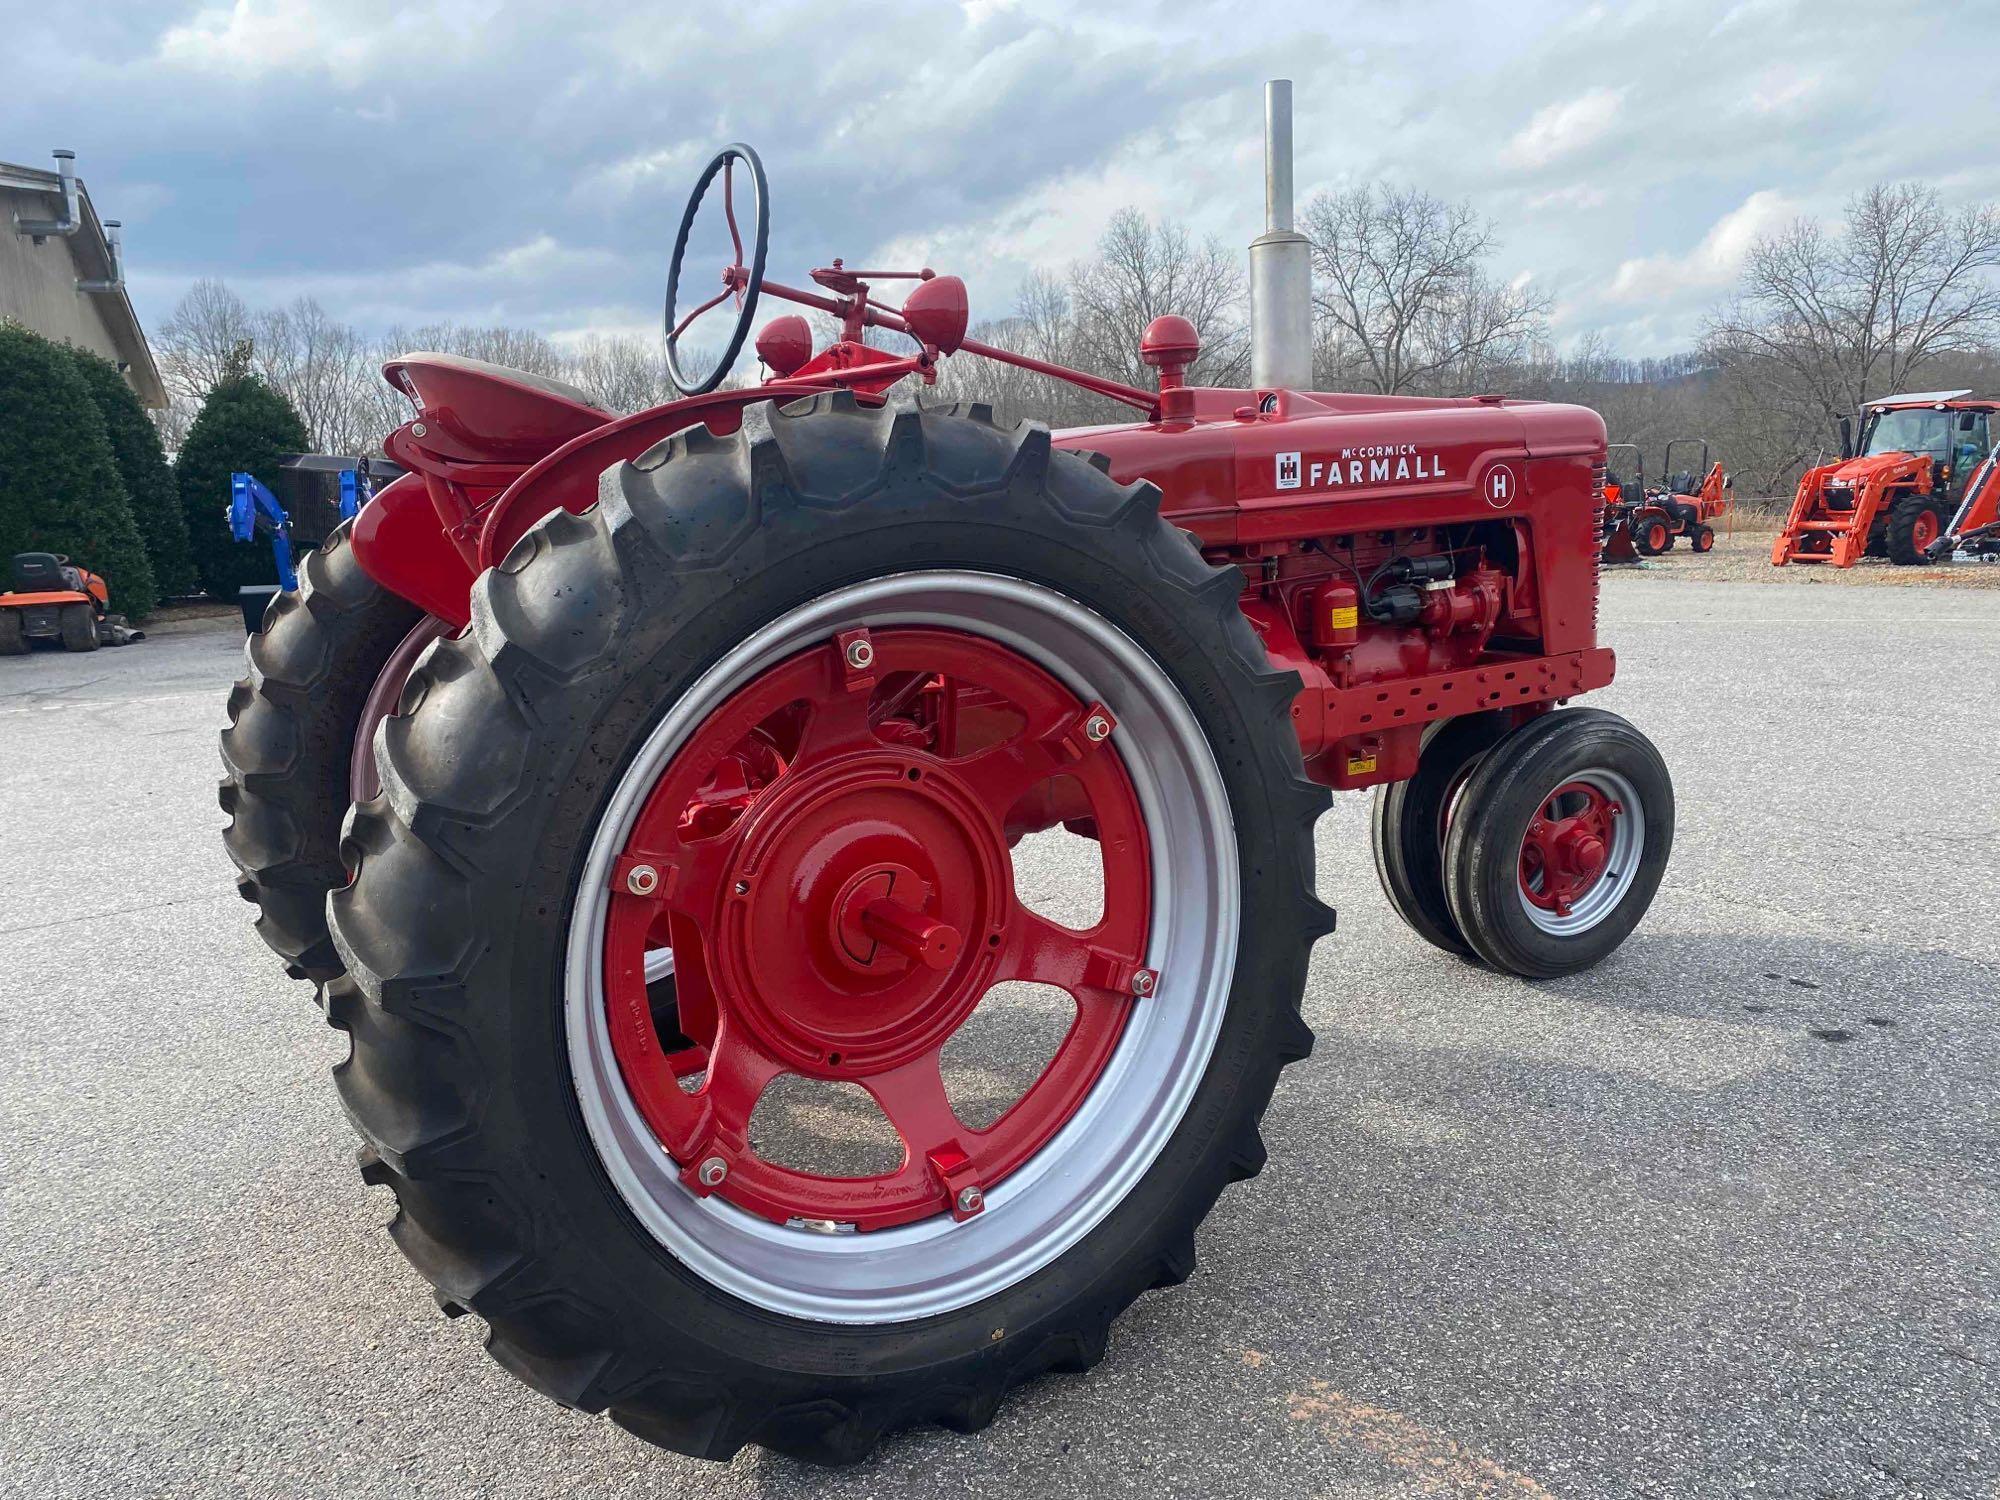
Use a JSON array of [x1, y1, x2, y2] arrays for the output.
[[1516, 766, 1644, 936], [565, 570, 1238, 1324]]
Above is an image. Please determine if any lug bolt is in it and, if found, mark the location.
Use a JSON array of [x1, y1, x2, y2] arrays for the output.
[[845, 638, 874, 670], [625, 863, 659, 896], [697, 1156, 728, 1188], [1084, 714, 1112, 742], [1131, 968, 1158, 997], [956, 1185, 984, 1215], [411, 422, 427, 437]]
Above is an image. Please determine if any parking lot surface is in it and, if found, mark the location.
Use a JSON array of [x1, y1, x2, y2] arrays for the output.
[[2, 579, 1995, 1499]]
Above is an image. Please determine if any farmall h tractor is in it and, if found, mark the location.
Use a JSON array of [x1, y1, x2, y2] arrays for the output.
[[220, 120, 1673, 1465]]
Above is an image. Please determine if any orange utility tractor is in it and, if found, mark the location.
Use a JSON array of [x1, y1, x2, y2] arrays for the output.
[[1772, 391, 1998, 567], [0, 552, 141, 653]]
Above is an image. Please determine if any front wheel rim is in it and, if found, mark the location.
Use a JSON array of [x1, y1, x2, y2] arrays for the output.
[[1515, 768, 1644, 936], [565, 572, 1238, 1323]]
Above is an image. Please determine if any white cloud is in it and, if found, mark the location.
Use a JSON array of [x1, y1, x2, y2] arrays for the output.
[[1748, 66, 1821, 115], [1500, 87, 1625, 170], [156, 0, 488, 77], [1605, 190, 1798, 303]]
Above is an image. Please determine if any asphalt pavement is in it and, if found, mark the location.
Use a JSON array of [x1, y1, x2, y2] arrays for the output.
[[1, 578, 1994, 1499]]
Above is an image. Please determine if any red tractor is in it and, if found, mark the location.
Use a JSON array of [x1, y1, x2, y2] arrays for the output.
[[220, 137, 1673, 1464], [1772, 391, 1997, 566]]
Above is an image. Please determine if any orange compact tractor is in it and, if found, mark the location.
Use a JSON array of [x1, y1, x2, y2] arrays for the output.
[[1600, 439, 1728, 561], [0, 552, 140, 653], [1773, 391, 1997, 567], [220, 102, 1675, 1466], [1650, 438, 1729, 553]]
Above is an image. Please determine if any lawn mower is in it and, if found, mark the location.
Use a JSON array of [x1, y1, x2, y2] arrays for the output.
[[220, 107, 1673, 1465], [0, 551, 142, 653], [1773, 391, 1996, 566]]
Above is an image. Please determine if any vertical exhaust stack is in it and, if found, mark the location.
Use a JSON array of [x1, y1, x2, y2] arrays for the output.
[[1249, 81, 1313, 392]]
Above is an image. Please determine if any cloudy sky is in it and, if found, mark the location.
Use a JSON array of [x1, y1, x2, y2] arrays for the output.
[[6, 0, 1997, 361]]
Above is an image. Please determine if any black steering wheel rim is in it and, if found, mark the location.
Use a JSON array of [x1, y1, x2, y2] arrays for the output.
[[663, 143, 769, 396]]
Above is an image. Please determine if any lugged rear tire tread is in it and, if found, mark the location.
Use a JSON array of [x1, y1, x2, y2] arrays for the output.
[[327, 394, 1333, 1464], [220, 523, 424, 982]]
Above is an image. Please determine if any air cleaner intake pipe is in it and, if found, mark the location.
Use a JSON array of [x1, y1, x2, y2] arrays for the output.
[[1249, 81, 1313, 392]]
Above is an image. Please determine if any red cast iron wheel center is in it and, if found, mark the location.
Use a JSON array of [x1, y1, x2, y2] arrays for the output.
[[711, 755, 1003, 1077], [597, 626, 1153, 1232], [1519, 781, 1619, 916]]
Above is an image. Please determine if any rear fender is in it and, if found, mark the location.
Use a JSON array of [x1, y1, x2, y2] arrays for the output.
[[350, 473, 477, 627]]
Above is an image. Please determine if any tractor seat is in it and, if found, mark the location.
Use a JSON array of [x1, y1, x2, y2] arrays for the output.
[[382, 352, 616, 463], [10, 552, 78, 595]]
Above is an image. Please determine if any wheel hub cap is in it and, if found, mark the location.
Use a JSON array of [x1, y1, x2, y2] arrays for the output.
[[716, 753, 1000, 1076]]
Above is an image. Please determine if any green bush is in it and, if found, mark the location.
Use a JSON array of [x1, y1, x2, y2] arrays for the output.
[[174, 366, 309, 602], [0, 322, 157, 617], [65, 344, 196, 598]]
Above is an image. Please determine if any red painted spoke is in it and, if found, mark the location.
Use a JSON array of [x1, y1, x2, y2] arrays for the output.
[[689, 1019, 786, 1156], [952, 733, 1066, 828], [791, 685, 877, 765], [651, 829, 741, 923], [672, 284, 732, 340], [861, 1054, 964, 1167], [1000, 909, 1095, 989]]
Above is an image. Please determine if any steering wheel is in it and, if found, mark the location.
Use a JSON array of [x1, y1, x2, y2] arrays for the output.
[[663, 143, 769, 396]]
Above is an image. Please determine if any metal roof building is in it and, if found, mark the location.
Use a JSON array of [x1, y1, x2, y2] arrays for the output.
[[2, 148, 167, 408]]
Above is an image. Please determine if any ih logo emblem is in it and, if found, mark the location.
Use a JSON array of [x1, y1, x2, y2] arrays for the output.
[[1275, 452, 1302, 490], [1485, 463, 1518, 509]]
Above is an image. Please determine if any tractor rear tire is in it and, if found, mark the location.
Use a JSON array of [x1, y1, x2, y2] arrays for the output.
[[1442, 709, 1673, 979], [1371, 710, 1511, 959], [0, 609, 24, 655], [1885, 495, 1944, 565], [1690, 525, 1715, 553], [220, 524, 424, 983], [324, 395, 1332, 1465], [60, 602, 100, 651]]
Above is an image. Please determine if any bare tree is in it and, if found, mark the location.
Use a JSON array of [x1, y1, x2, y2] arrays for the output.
[[564, 334, 674, 413], [1066, 210, 1249, 389], [928, 216, 1249, 427], [155, 279, 256, 401], [1704, 183, 2000, 437], [252, 297, 378, 452], [1303, 184, 1550, 394]]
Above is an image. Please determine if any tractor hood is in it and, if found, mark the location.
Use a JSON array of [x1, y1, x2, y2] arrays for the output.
[[1054, 388, 1604, 546], [1818, 451, 1929, 486]]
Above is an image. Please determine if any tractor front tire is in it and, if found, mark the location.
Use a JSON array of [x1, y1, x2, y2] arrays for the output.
[[1885, 496, 1944, 565], [1635, 514, 1671, 556], [1371, 710, 1511, 958], [60, 603, 100, 651], [1690, 525, 1715, 553], [325, 395, 1332, 1464], [1442, 709, 1673, 979], [0, 609, 25, 655], [220, 524, 424, 983]]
